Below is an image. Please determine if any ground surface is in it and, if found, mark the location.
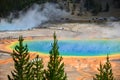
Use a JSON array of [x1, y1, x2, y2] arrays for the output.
[[0, 23, 120, 80]]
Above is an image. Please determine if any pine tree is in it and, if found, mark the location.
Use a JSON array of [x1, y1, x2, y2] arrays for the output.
[[93, 62, 104, 80], [45, 32, 67, 80], [31, 55, 45, 80], [93, 55, 115, 80], [71, 2, 76, 15], [105, 3, 110, 12], [7, 36, 33, 80], [103, 55, 115, 80]]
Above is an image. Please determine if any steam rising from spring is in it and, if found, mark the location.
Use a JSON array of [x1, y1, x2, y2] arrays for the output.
[[0, 3, 69, 30]]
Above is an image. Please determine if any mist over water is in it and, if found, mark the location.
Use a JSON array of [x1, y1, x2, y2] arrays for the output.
[[0, 3, 69, 30]]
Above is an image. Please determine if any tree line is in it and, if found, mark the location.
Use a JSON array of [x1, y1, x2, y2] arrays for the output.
[[1, 0, 119, 17], [8, 33, 67, 80], [0, 0, 57, 17], [7, 33, 115, 80]]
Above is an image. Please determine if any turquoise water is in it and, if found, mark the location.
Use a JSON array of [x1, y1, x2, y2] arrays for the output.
[[17, 40, 120, 56]]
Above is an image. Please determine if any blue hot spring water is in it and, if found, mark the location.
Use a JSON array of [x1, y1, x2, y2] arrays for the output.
[[12, 40, 120, 56]]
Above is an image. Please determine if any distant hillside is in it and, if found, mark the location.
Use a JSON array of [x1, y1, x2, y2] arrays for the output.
[[0, 0, 120, 18], [58, 0, 120, 17]]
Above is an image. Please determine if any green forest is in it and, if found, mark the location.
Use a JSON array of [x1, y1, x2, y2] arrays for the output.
[[0, 0, 120, 17], [0, 0, 57, 17]]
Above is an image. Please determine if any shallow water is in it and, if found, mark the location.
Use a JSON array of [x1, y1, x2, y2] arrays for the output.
[[11, 40, 120, 56]]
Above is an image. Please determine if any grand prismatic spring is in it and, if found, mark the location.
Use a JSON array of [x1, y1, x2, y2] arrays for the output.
[[9, 39, 120, 57], [0, 1, 120, 80]]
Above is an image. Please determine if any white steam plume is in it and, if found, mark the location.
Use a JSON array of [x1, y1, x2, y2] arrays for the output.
[[106, 22, 120, 28], [0, 3, 69, 31]]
